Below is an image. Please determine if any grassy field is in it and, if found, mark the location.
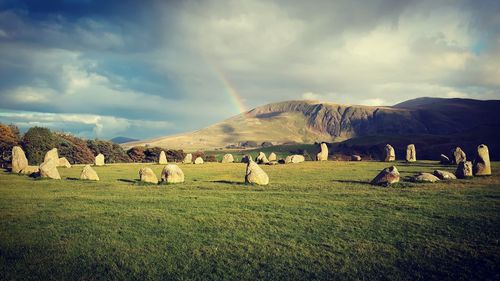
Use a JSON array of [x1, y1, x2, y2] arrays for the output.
[[0, 160, 499, 280]]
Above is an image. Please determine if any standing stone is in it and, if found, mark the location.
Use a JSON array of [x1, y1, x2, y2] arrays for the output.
[[194, 157, 204, 164], [245, 160, 269, 185], [161, 164, 185, 184], [256, 152, 269, 164], [473, 144, 491, 176], [139, 167, 158, 184], [411, 172, 440, 183], [58, 157, 71, 168], [433, 170, 457, 180], [440, 154, 451, 165], [222, 154, 234, 163], [11, 146, 28, 173], [44, 148, 59, 163], [39, 158, 61, 179], [80, 165, 99, 181], [95, 153, 105, 166], [406, 144, 416, 162], [384, 144, 396, 162], [285, 155, 305, 164], [159, 151, 168, 165], [371, 166, 400, 186], [268, 152, 277, 162], [183, 153, 192, 164], [316, 143, 328, 161], [455, 161, 473, 179], [351, 155, 362, 161], [450, 147, 466, 165]]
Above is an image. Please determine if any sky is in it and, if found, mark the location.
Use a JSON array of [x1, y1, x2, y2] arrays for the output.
[[0, 0, 499, 140]]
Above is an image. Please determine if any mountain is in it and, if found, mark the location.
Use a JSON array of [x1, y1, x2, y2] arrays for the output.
[[110, 136, 139, 144], [122, 98, 500, 151]]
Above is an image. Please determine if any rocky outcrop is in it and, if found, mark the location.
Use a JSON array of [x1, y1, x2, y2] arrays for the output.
[[245, 160, 269, 185], [161, 164, 185, 184], [371, 166, 399, 186], [473, 144, 491, 176], [80, 165, 99, 181], [159, 151, 168, 165], [11, 146, 28, 173], [406, 144, 416, 162], [316, 143, 328, 161], [139, 167, 158, 184]]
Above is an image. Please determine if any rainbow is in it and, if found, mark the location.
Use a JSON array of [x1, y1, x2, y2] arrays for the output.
[[205, 59, 247, 115]]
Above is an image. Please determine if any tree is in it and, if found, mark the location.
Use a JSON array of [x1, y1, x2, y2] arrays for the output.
[[127, 146, 146, 162], [0, 123, 21, 167], [55, 133, 95, 164], [86, 139, 130, 163], [21, 127, 56, 165]]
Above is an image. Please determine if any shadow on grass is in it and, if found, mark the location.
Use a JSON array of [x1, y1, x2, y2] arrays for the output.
[[118, 178, 136, 184], [331, 179, 370, 185], [66, 177, 79, 181], [210, 180, 246, 186]]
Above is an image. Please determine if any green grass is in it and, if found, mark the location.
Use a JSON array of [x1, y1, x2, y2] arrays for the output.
[[0, 161, 499, 280]]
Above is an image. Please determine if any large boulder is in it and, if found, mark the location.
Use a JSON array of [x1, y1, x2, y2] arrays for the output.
[[433, 170, 457, 180], [351, 155, 362, 161], [439, 154, 451, 165], [39, 158, 61, 179], [268, 152, 277, 162], [383, 144, 396, 162], [221, 153, 234, 163], [450, 147, 466, 165], [95, 153, 105, 166], [20, 165, 39, 175], [256, 152, 269, 164], [455, 161, 473, 179], [473, 144, 491, 176], [245, 160, 269, 185], [11, 146, 28, 173], [58, 157, 71, 168], [44, 148, 59, 163], [159, 151, 168, 165], [316, 143, 328, 161], [285, 155, 305, 164], [139, 167, 158, 184], [406, 144, 416, 162], [161, 164, 185, 184], [370, 166, 400, 186], [80, 165, 99, 181], [411, 172, 440, 183], [194, 157, 204, 164], [183, 153, 192, 164]]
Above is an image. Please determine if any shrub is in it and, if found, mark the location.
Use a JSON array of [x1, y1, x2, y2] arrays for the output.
[[55, 133, 95, 164], [127, 146, 146, 162], [144, 147, 163, 163], [165, 150, 185, 162], [22, 127, 56, 165], [204, 155, 217, 162], [0, 123, 21, 167], [86, 139, 130, 163]]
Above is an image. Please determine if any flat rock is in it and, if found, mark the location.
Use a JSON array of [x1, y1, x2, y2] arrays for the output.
[[351, 155, 362, 161], [433, 170, 457, 180], [20, 165, 39, 175], [285, 155, 305, 164], [411, 172, 440, 183]]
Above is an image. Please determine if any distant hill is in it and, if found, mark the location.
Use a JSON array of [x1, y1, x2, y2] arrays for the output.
[[110, 136, 139, 144], [122, 98, 500, 152]]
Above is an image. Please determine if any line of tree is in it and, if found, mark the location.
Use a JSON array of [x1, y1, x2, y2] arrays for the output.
[[0, 123, 186, 167]]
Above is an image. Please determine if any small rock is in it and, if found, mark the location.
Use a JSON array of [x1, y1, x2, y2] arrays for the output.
[[351, 155, 362, 161], [139, 167, 158, 184], [455, 161, 473, 179], [20, 165, 39, 175], [256, 152, 269, 164], [433, 170, 457, 180], [411, 172, 440, 183], [221, 153, 234, 163], [80, 165, 99, 181], [194, 157, 204, 164], [159, 151, 168, 165], [268, 152, 277, 162], [95, 153, 105, 166], [183, 153, 192, 164], [371, 166, 400, 186], [285, 155, 305, 164], [58, 157, 71, 168]]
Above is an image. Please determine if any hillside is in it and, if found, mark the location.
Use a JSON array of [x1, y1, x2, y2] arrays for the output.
[[123, 98, 500, 151]]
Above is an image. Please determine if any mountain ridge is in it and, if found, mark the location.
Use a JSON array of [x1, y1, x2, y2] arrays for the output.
[[123, 97, 500, 151]]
